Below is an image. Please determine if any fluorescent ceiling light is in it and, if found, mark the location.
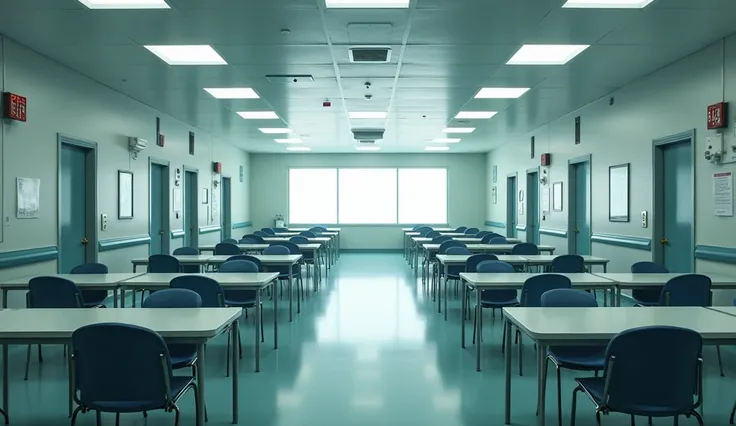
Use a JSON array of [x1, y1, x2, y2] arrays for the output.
[[562, 0, 655, 7], [349, 111, 388, 119], [325, 0, 409, 8], [442, 127, 475, 134], [356, 146, 381, 151], [204, 88, 259, 99], [237, 111, 278, 120], [475, 87, 530, 99], [425, 146, 450, 151], [144, 45, 226, 65], [274, 139, 303, 144], [455, 111, 498, 119], [431, 138, 461, 143], [78, 0, 169, 8], [287, 147, 311, 152], [507, 44, 589, 65], [259, 128, 292, 134]]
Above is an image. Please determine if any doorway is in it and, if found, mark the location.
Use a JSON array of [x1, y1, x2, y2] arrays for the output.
[[221, 176, 232, 240], [653, 130, 694, 272], [526, 168, 540, 244], [183, 168, 199, 248], [506, 173, 518, 238], [58, 135, 97, 273], [568, 155, 591, 255], [149, 159, 170, 255]]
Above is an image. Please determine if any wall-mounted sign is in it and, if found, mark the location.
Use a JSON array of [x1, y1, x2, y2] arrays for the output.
[[2, 92, 27, 122], [707, 102, 728, 129]]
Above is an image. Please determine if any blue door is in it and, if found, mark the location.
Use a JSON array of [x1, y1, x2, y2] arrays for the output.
[[150, 163, 166, 254], [573, 162, 591, 255], [662, 141, 692, 272], [60, 144, 88, 272], [506, 176, 517, 238], [527, 172, 539, 244], [184, 171, 198, 247], [221, 177, 232, 240]]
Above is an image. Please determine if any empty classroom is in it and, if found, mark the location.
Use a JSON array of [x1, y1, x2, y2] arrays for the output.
[[0, 0, 735, 425]]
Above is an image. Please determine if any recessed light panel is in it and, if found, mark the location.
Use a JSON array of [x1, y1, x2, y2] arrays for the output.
[[237, 111, 279, 120], [442, 127, 475, 134], [259, 128, 292, 134], [455, 111, 498, 119], [431, 138, 461, 143], [356, 146, 381, 151], [287, 147, 311, 152], [204, 88, 259, 99], [507, 44, 589, 65], [349, 112, 388, 119], [562, 0, 655, 7], [425, 146, 450, 151], [326, 0, 409, 8], [145, 45, 226, 65], [475, 88, 530, 99], [275, 139, 303, 144], [78, 0, 169, 7]]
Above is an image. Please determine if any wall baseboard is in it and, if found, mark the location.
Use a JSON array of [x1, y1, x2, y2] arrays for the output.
[[199, 225, 221, 235], [516, 225, 527, 232], [484, 220, 505, 229], [171, 229, 185, 239], [540, 228, 568, 238], [232, 221, 252, 229], [591, 232, 651, 251], [341, 249, 403, 253], [695, 244, 736, 264], [98, 234, 151, 252], [0, 246, 58, 268]]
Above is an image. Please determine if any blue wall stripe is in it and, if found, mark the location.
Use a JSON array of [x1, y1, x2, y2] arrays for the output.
[[171, 229, 185, 239], [98, 234, 151, 252], [342, 249, 403, 253], [0, 246, 58, 268], [199, 225, 221, 234], [516, 225, 527, 232], [484, 221, 505, 229], [590, 232, 651, 251], [540, 228, 568, 238], [232, 221, 252, 229], [694, 244, 736, 264]]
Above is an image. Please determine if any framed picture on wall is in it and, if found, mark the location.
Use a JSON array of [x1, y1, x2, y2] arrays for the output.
[[609, 163, 630, 222], [118, 170, 134, 219], [202, 188, 209, 204], [552, 181, 563, 212]]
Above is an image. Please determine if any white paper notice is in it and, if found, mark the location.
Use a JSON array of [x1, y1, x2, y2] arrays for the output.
[[713, 171, 733, 217], [541, 187, 550, 214], [172, 187, 182, 213], [17, 177, 40, 219]]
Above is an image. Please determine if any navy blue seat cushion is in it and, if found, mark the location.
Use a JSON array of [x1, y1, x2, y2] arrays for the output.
[[549, 348, 605, 370], [89, 376, 194, 413], [575, 377, 684, 417]]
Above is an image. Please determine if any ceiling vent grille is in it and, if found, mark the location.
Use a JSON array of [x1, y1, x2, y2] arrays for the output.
[[353, 129, 385, 144], [349, 47, 392, 63]]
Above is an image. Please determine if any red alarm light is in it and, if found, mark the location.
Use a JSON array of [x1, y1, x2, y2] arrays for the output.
[[323, 101, 331, 108], [213, 162, 222, 174], [541, 153, 551, 166], [2, 92, 27, 122], [707, 102, 728, 129]]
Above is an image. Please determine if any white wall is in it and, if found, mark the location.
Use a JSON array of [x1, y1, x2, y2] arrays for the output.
[[0, 36, 250, 306], [486, 36, 736, 304], [249, 153, 486, 250]]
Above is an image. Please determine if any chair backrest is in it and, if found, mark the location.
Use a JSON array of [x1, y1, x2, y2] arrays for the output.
[[309, 227, 324, 234], [219, 259, 259, 273], [541, 288, 598, 308], [601, 326, 702, 415], [551, 254, 585, 273], [475, 231, 490, 238], [425, 231, 440, 238], [273, 227, 288, 232], [511, 243, 539, 255], [70, 263, 109, 274], [28, 276, 83, 308], [415, 226, 433, 235], [454, 226, 468, 232], [170, 275, 224, 307], [466, 254, 498, 272], [253, 231, 269, 237], [439, 240, 466, 254], [72, 323, 173, 412], [290, 236, 309, 244], [241, 234, 265, 243], [214, 242, 241, 255], [477, 260, 514, 273], [300, 231, 316, 237], [239, 238, 258, 244], [631, 261, 668, 273], [481, 234, 500, 244], [412, 224, 425, 230], [227, 255, 263, 271], [520, 274, 571, 307], [465, 227, 480, 234], [272, 241, 300, 254], [172, 246, 198, 255], [313, 225, 328, 231], [432, 236, 453, 244], [446, 246, 471, 255], [142, 288, 202, 308], [148, 254, 181, 273], [659, 274, 712, 306], [489, 237, 508, 244], [263, 245, 290, 255], [222, 238, 238, 245], [261, 228, 275, 235]]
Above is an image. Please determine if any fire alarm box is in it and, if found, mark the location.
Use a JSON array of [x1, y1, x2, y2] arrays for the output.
[[707, 102, 728, 129], [541, 153, 551, 166], [213, 162, 222, 174], [2, 92, 27, 122]]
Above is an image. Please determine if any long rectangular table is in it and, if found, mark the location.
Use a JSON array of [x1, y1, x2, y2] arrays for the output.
[[131, 255, 214, 272], [522, 255, 610, 272], [262, 238, 332, 273], [0, 307, 241, 426], [198, 244, 270, 253], [286, 228, 341, 255], [501, 306, 736, 426], [593, 272, 736, 306]]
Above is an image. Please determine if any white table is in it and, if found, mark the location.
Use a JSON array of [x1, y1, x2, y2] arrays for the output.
[[0, 273, 144, 308], [593, 273, 736, 306], [501, 306, 736, 426], [522, 255, 610, 272], [261, 239, 330, 278], [198, 244, 269, 253], [208, 254, 303, 322], [418, 243, 556, 279], [121, 272, 278, 372], [0, 307, 241, 426], [287, 228, 341, 255], [459, 272, 616, 365], [131, 255, 214, 272]]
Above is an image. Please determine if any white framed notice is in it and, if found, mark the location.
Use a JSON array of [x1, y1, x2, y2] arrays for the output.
[[713, 171, 733, 216], [16, 177, 40, 219], [541, 187, 550, 214], [609, 163, 630, 222], [172, 187, 182, 213]]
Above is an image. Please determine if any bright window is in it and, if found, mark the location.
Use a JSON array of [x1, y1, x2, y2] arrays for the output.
[[338, 168, 397, 224], [398, 168, 447, 224], [288, 169, 337, 224]]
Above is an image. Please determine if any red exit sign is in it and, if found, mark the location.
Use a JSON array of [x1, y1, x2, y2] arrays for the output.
[[2, 92, 27, 122], [707, 102, 727, 129]]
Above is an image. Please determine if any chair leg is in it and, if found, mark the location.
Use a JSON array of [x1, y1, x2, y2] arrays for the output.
[[96, 410, 102, 426], [173, 404, 181, 426], [116, 413, 120, 426], [555, 365, 562, 426], [717, 345, 725, 376], [0, 407, 7, 425], [691, 409, 704, 426], [472, 306, 477, 345], [24, 345, 31, 380], [631, 415, 636, 426], [595, 409, 602, 426], [731, 398, 736, 424], [226, 330, 231, 377], [517, 330, 523, 376], [38, 344, 43, 363], [237, 326, 243, 359], [501, 320, 506, 354], [70, 406, 83, 426], [260, 305, 265, 343], [570, 387, 580, 426]]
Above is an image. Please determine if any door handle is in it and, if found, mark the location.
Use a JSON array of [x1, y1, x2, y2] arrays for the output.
[[159, 230, 165, 236], [81, 237, 89, 245], [574, 228, 579, 234], [661, 238, 669, 245]]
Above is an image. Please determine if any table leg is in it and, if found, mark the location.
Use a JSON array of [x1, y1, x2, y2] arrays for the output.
[[476, 288, 482, 371], [289, 273, 293, 322], [120, 286, 126, 308], [232, 321, 239, 422], [461, 283, 466, 348], [113, 289, 118, 308], [536, 342, 548, 426], [68, 349, 73, 417], [504, 318, 512, 424], [295, 269, 301, 314], [2, 344, 7, 418], [273, 281, 279, 349], [313, 249, 319, 291], [617, 286, 622, 307], [254, 291, 260, 373], [603, 287, 607, 307], [196, 344, 206, 426], [414, 242, 419, 275], [443, 264, 449, 319], [2, 289, 8, 309]]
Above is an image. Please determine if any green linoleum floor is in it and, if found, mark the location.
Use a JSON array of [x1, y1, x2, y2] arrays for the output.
[[6, 253, 734, 425]]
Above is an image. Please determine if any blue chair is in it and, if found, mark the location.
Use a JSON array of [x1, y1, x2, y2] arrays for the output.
[[253, 230, 269, 237], [214, 242, 240, 256], [454, 226, 468, 233], [481, 233, 503, 243], [489, 237, 508, 244], [242, 234, 265, 243], [263, 245, 301, 299], [630, 261, 668, 306], [142, 255, 182, 305], [541, 289, 605, 426], [70, 323, 198, 426], [273, 227, 288, 232], [512, 243, 538, 255], [412, 224, 425, 230], [465, 253, 498, 316], [173, 247, 199, 273], [471, 260, 517, 347], [219, 260, 264, 344], [309, 226, 325, 235], [312, 225, 328, 232], [551, 254, 585, 273], [465, 227, 480, 235], [271, 242, 304, 291], [227, 255, 262, 271], [70, 262, 109, 307], [261, 228, 275, 235], [418, 228, 434, 237], [571, 326, 703, 426], [435, 241, 467, 288], [476, 231, 491, 238], [426, 230, 440, 238], [432, 236, 452, 244], [291, 236, 318, 280], [221, 238, 237, 244], [299, 231, 316, 238]]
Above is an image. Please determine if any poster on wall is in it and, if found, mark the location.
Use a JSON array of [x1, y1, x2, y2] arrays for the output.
[[211, 187, 220, 224], [16, 177, 40, 219], [172, 187, 182, 213], [541, 186, 550, 215], [713, 171, 733, 216]]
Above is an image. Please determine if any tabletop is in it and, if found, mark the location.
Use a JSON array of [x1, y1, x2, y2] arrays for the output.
[[0, 308, 242, 339], [208, 254, 302, 264], [403, 228, 455, 232], [288, 228, 340, 232], [436, 254, 528, 265], [423, 243, 556, 252], [460, 272, 614, 288], [593, 272, 736, 287], [503, 306, 736, 342], [262, 237, 329, 243], [123, 272, 279, 288], [131, 255, 213, 264], [0, 273, 145, 288], [198, 244, 270, 252], [523, 255, 610, 264]]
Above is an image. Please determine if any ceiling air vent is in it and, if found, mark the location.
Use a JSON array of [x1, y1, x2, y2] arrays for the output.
[[353, 129, 385, 144], [349, 47, 392, 63]]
